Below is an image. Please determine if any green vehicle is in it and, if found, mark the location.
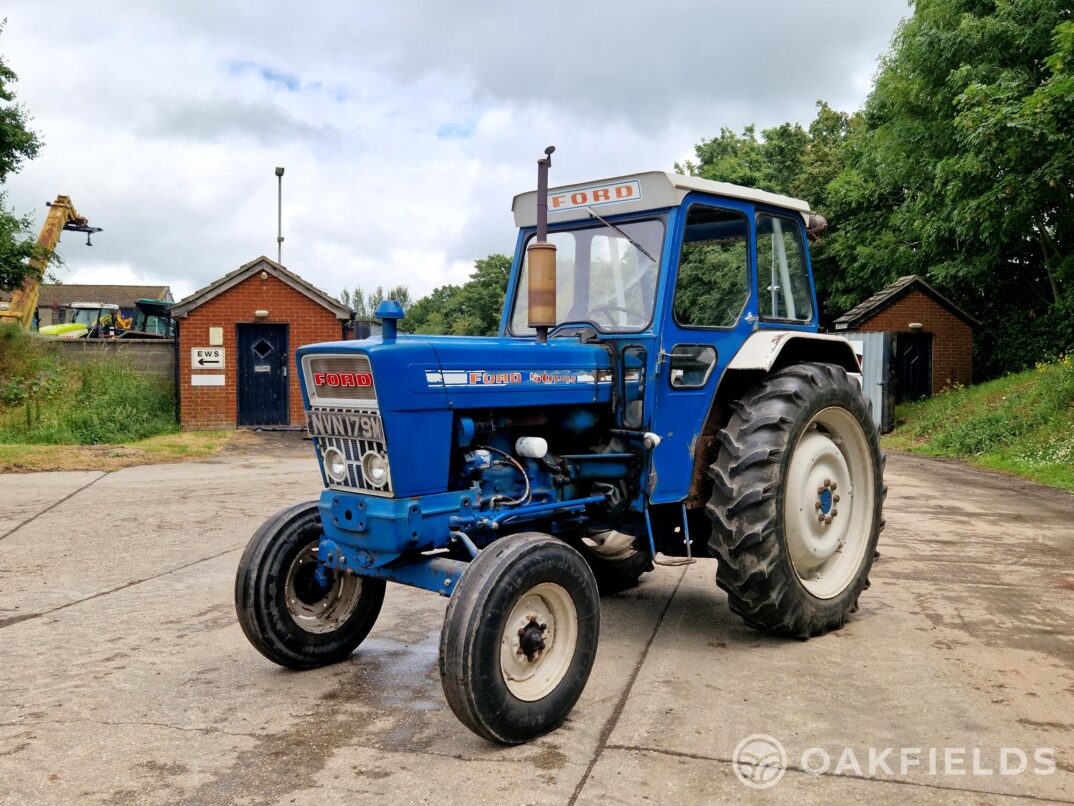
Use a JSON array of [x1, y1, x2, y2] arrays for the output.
[[117, 299, 175, 339]]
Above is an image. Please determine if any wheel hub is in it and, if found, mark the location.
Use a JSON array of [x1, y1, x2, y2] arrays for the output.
[[518, 619, 547, 660], [284, 542, 363, 634], [499, 583, 578, 702]]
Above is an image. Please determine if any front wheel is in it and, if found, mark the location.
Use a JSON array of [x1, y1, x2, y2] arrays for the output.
[[438, 533, 600, 744], [235, 501, 385, 669], [707, 362, 884, 638]]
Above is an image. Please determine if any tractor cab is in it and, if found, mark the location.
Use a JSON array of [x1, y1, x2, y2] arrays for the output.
[[39, 302, 123, 339], [505, 171, 846, 506], [117, 299, 175, 339]]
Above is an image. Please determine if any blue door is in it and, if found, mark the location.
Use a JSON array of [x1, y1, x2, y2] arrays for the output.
[[237, 323, 289, 426], [648, 197, 757, 504]]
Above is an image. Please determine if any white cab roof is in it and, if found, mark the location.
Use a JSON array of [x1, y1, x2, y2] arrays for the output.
[[512, 171, 811, 228]]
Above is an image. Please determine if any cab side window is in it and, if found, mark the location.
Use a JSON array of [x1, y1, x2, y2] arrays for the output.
[[757, 214, 812, 322], [672, 205, 750, 328]]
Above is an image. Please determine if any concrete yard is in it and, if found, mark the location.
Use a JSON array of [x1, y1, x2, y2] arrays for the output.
[[1, 443, 1072, 804]]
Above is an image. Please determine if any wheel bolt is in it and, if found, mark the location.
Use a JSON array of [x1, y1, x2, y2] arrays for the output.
[[831, 482, 838, 491], [817, 514, 825, 523], [517, 627, 525, 636], [834, 495, 840, 503], [825, 515, 833, 524], [832, 509, 838, 517], [817, 485, 825, 494], [824, 479, 831, 488], [815, 501, 821, 510], [539, 623, 547, 630]]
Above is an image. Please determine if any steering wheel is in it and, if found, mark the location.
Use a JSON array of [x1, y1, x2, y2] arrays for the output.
[[587, 304, 635, 326]]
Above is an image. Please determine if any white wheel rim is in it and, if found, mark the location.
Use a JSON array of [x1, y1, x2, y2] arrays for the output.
[[499, 583, 578, 702], [784, 406, 875, 599], [284, 542, 363, 634]]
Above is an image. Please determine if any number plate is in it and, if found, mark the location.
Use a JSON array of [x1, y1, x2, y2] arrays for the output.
[[306, 409, 386, 443]]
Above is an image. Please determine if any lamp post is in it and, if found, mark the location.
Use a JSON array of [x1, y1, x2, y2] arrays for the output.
[[275, 166, 285, 264]]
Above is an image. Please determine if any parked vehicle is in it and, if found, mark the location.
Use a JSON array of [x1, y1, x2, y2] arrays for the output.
[[116, 299, 175, 339], [38, 302, 122, 339], [0, 195, 101, 332], [236, 151, 884, 744]]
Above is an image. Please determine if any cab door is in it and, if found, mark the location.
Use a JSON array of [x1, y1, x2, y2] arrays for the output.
[[648, 198, 757, 505]]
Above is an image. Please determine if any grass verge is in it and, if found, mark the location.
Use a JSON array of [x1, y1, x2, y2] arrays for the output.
[[0, 431, 235, 472], [883, 357, 1074, 490]]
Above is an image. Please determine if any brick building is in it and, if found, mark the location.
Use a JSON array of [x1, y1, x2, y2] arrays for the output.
[[171, 256, 351, 429], [834, 275, 977, 399]]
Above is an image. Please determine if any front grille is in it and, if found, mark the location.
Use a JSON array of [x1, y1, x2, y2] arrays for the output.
[[305, 355, 377, 405], [306, 406, 392, 495]]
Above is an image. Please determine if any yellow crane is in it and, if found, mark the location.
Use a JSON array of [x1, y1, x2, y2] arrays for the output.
[[0, 195, 102, 330]]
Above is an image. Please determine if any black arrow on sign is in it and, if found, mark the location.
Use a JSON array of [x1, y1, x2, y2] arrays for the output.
[[198, 357, 220, 365]]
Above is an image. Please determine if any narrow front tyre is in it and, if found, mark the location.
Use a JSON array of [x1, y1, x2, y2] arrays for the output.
[[438, 533, 600, 744], [235, 501, 385, 669]]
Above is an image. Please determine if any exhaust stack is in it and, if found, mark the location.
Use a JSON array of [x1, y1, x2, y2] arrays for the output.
[[527, 146, 557, 343]]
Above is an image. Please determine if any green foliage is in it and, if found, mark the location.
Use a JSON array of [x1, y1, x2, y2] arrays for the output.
[[402, 254, 512, 336], [679, 103, 860, 323], [0, 324, 177, 444], [885, 356, 1074, 489], [683, 1, 1074, 376], [340, 285, 412, 320], [0, 20, 48, 293]]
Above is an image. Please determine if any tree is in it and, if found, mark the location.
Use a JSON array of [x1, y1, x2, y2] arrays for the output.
[[0, 20, 47, 293], [679, 104, 858, 323], [338, 285, 411, 320], [683, 1, 1074, 375], [402, 254, 512, 336], [824, 0, 1074, 374]]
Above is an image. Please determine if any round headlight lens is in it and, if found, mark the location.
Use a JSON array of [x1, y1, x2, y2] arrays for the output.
[[361, 451, 389, 488], [323, 447, 348, 483]]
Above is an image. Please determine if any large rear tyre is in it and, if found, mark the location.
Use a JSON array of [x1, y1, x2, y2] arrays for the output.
[[235, 501, 386, 669], [707, 362, 884, 638], [438, 533, 600, 744]]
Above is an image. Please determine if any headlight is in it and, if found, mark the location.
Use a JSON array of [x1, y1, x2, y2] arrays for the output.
[[361, 450, 389, 488], [323, 446, 348, 483]]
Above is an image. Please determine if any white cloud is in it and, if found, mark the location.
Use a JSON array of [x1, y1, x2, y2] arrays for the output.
[[1, 0, 911, 304]]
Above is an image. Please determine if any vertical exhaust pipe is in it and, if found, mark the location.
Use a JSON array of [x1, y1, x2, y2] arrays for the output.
[[528, 146, 557, 343]]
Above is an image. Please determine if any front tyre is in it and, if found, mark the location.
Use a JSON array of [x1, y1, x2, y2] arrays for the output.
[[235, 501, 385, 669], [707, 362, 884, 638], [438, 533, 600, 744]]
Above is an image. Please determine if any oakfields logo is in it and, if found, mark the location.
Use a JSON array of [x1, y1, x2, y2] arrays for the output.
[[731, 734, 1057, 790], [732, 734, 787, 789]]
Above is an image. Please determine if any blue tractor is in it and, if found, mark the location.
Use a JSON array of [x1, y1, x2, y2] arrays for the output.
[[235, 149, 884, 744]]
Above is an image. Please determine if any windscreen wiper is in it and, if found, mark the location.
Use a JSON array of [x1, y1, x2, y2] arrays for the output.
[[586, 207, 657, 264]]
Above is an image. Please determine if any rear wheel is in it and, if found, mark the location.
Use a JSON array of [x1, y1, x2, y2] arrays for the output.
[[439, 533, 600, 744], [235, 501, 385, 669], [707, 362, 884, 637]]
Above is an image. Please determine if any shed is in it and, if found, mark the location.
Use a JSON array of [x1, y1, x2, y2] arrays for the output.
[[834, 275, 977, 400], [171, 256, 352, 430]]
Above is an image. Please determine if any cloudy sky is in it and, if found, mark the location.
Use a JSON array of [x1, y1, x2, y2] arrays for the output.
[[2, 1, 910, 303]]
